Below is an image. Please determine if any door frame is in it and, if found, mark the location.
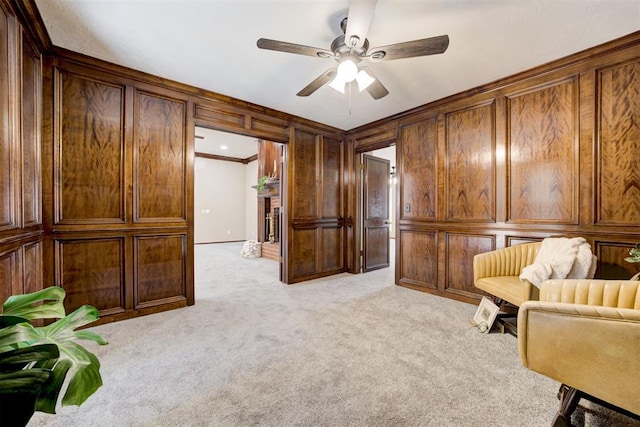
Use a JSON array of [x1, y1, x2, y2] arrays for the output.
[[193, 120, 290, 282], [353, 142, 397, 274]]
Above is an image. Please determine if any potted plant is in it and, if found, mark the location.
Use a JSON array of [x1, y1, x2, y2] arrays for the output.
[[625, 243, 640, 280], [0, 286, 107, 426], [257, 175, 270, 191]]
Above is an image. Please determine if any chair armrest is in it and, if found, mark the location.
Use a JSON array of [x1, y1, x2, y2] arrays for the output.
[[518, 301, 640, 415], [473, 242, 540, 283], [539, 279, 640, 309]]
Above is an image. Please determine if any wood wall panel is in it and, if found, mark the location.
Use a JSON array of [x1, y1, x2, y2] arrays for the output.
[[400, 118, 437, 221], [250, 116, 289, 141], [321, 226, 343, 271], [22, 240, 41, 295], [507, 78, 578, 224], [445, 101, 495, 222], [257, 140, 280, 179], [286, 129, 344, 283], [194, 103, 245, 129], [291, 228, 317, 277], [597, 59, 640, 225], [350, 123, 397, 151], [0, 248, 20, 304], [134, 91, 186, 222], [58, 72, 125, 224], [134, 234, 186, 307], [398, 230, 437, 289], [444, 233, 494, 298], [21, 34, 41, 227], [55, 238, 125, 315], [364, 226, 389, 270], [350, 35, 640, 304], [291, 129, 318, 219], [45, 59, 194, 322], [506, 236, 542, 247], [0, 5, 16, 232], [322, 136, 342, 219]]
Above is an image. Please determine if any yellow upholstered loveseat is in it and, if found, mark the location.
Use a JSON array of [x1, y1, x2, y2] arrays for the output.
[[473, 242, 542, 307], [518, 279, 640, 425]]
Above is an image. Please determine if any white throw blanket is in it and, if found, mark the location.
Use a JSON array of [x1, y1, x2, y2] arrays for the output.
[[519, 237, 597, 288]]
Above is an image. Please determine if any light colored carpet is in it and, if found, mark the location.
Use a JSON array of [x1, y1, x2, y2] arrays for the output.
[[29, 243, 639, 427]]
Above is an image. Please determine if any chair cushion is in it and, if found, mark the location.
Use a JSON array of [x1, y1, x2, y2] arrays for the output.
[[476, 276, 528, 307]]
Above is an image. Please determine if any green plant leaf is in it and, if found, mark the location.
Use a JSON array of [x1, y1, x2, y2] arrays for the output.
[[0, 322, 39, 350], [0, 369, 51, 394], [24, 305, 107, 408], [0, 344, 59, 372], [61, 347, 102, 407], [0, 288, 107, 414], [39, 305, 100, 340], [34, 359, 72, 414], [74, 330, 108, 345], [0, 315, 29, 328], [1, 287, 66, 320]]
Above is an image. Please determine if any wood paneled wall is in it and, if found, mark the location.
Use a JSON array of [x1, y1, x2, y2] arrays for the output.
[[41, 57, 194, 321], [5, 0, 639, 319], [33, 49, 343, 319], [347, 32, 640, 304], [0, 0, 43, 304]]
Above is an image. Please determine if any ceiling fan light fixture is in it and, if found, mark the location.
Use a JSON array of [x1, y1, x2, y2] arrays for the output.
[[336, 58, 358, 82], [355, 69, 375, 91], [328, 75, 347, 94]]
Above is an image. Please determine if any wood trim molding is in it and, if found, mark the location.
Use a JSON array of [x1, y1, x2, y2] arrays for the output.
[[351, 30, 640, 134], [6, 0, 51, 52], [51, 46, 345, 136], [195, 152, 256, 164]]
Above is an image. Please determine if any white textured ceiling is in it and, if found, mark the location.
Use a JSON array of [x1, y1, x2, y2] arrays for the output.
[[195, 126, 258, 158], [34, 0, 640, 131]]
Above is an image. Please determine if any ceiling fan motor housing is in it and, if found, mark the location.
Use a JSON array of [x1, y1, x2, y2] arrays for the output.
[[330, 34, 369, 61]]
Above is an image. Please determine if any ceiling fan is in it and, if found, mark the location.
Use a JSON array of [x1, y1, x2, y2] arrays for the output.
[[256, 0, 449, 100]]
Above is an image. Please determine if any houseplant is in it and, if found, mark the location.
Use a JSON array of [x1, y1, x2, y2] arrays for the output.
[[625, 243, 640, 280], [0, 286, 107, 426], [257, 175, 270, 191]]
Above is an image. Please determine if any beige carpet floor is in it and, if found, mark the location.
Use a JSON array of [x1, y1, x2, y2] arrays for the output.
[[28, 242, 639, 426]]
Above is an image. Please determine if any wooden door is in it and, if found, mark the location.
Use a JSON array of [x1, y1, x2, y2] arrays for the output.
[[285, 129, 344, 283], [362, 154, 390, 272]]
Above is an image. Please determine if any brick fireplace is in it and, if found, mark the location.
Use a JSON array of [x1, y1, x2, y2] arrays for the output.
[[261, 196, 280, 261], [255, 140, 282, 262]]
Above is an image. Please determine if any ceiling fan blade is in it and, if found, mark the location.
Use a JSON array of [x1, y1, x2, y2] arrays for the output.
[[257, 38, 334, 58], [345, 0, 377, 49], [297, 69, 337, 97], [368, 35, 449, 61], [359, 67, 388, 100]]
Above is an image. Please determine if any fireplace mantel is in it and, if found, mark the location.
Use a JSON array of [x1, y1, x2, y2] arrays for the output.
[[252, 180, 280, 198]]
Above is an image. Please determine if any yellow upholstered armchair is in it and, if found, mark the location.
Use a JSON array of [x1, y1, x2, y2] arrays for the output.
[[518, 279, 640, 426], [473, 242, 542, 308]]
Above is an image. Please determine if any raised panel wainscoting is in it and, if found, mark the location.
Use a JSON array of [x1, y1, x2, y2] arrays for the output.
[[0, 1, 44, 304], [2, 0, 640, 317], [42, 57, 194, 323], [347, 32, 640, 304]]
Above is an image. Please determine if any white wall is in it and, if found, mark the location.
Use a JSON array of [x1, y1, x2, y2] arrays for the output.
[[245, 159, 258, 241], [195, 157, 257, 243]]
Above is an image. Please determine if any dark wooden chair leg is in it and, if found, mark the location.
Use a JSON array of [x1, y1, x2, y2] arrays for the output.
[[490, 296, 519, 336], [552, 384, 581, 427]]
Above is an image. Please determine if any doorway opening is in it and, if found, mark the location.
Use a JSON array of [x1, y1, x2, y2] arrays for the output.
[[359, 145, 396, 273], [194, 126, 284, 277]]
